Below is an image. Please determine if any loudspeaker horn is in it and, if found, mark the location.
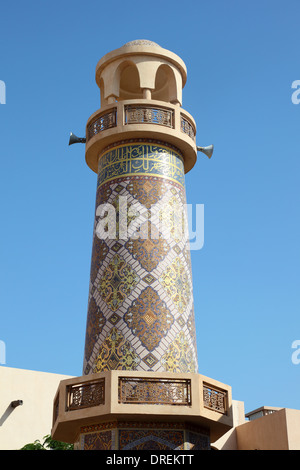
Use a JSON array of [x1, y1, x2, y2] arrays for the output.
[[69, 132, 86, 145], [197, 144, 214, 159]]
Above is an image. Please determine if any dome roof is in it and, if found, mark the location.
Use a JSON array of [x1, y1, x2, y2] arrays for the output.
[[123, 39, 160, 47]]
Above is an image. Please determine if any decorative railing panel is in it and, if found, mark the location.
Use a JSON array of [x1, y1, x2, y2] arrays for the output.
[[86, 105, 196, 146], [118, 377, 191, 406], [87, 108, 117, 140], [125, 105, 174, 128], [180, 115, 196, 140], [66, 378, 105, 411], [203, 383, 227, 414]]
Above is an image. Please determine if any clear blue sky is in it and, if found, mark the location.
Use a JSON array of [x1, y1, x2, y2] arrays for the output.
[[0, 0, 299, 414]]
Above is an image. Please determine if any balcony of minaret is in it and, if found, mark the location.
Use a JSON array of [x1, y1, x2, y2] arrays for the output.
[[84, 42, 197, 174]]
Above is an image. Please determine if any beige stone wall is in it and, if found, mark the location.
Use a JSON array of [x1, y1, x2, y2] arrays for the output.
[[286, 408, 300, 450], [211, 400, 246, 450], [235, 407, 300, 450], [0, 366, 72, 450], [212, 404, 300, 450], [236, 408, 289, 450]]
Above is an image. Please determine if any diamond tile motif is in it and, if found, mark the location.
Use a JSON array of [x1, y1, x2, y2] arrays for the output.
[[173, 244, 181, 255], [142, 273, 156, 285], [114, 184, 124, 193], [98, 254, 139, 311], [126, 178, 164, 208], [142, 353, 159, 368], [108, 312, 122, 325], [125, 221, 170, 272], [111, 242, 122, 252], [177, 315, 185, 328], [125, 286, 173, 351]]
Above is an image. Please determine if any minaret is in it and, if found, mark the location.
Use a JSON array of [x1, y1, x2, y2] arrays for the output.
[[52, 40, 233, 451]]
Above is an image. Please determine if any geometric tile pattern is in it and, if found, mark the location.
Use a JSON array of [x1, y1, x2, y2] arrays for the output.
[[126, 178, 165, 208], [98, 254, 139, 311], [124, 286, 174, 351], [160, 257, 191, 314], [125, 221, 170, 272], [92, 327, 141, 372], [119, 429, 184, 450], [161, 331, 197, 373], [84, 298, 106, 360], [82, 430, 113, 450], [79, 421, 210, 450], [83, 140, 198, 375]]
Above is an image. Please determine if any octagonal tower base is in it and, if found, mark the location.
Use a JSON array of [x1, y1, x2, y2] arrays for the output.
[[52, 371, 233, 450]]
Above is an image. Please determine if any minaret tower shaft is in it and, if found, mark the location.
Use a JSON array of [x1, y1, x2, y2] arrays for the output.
[[83, 39, 198, 376], [52, 40, 233, 451]]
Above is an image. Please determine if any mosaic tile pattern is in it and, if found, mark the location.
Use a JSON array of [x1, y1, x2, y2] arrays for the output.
[[82, 430, 113, 450], [93, 327, 140, 372], [119, 429, 184, 450], [124, 286, 174, 351], [98, 254, 139, 311], [83, 140, 198, 374], [160, 257, 191, 314], [79, 421, 210, 450], [161, 331, 197, 373], [187, 431, 211, 450], [125, 221, 170, 272]]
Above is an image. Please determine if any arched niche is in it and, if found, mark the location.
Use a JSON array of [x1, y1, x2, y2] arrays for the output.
[[117, 60, 142, 100], [152, 64, 181, 105], [98, 56, 183, 105]]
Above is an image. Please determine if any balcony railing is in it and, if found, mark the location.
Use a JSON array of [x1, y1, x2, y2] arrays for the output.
[[85, 102, 196, 145], [203, 383, 228, 414], [66, 378, 105, 411], [87, 108, 117, 140], [180, 115, 196, 141], [54, 375, 228, 418], [52, 372, 232, 443], [124, 105, 174, 128], [118, 377, 191, 406]]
